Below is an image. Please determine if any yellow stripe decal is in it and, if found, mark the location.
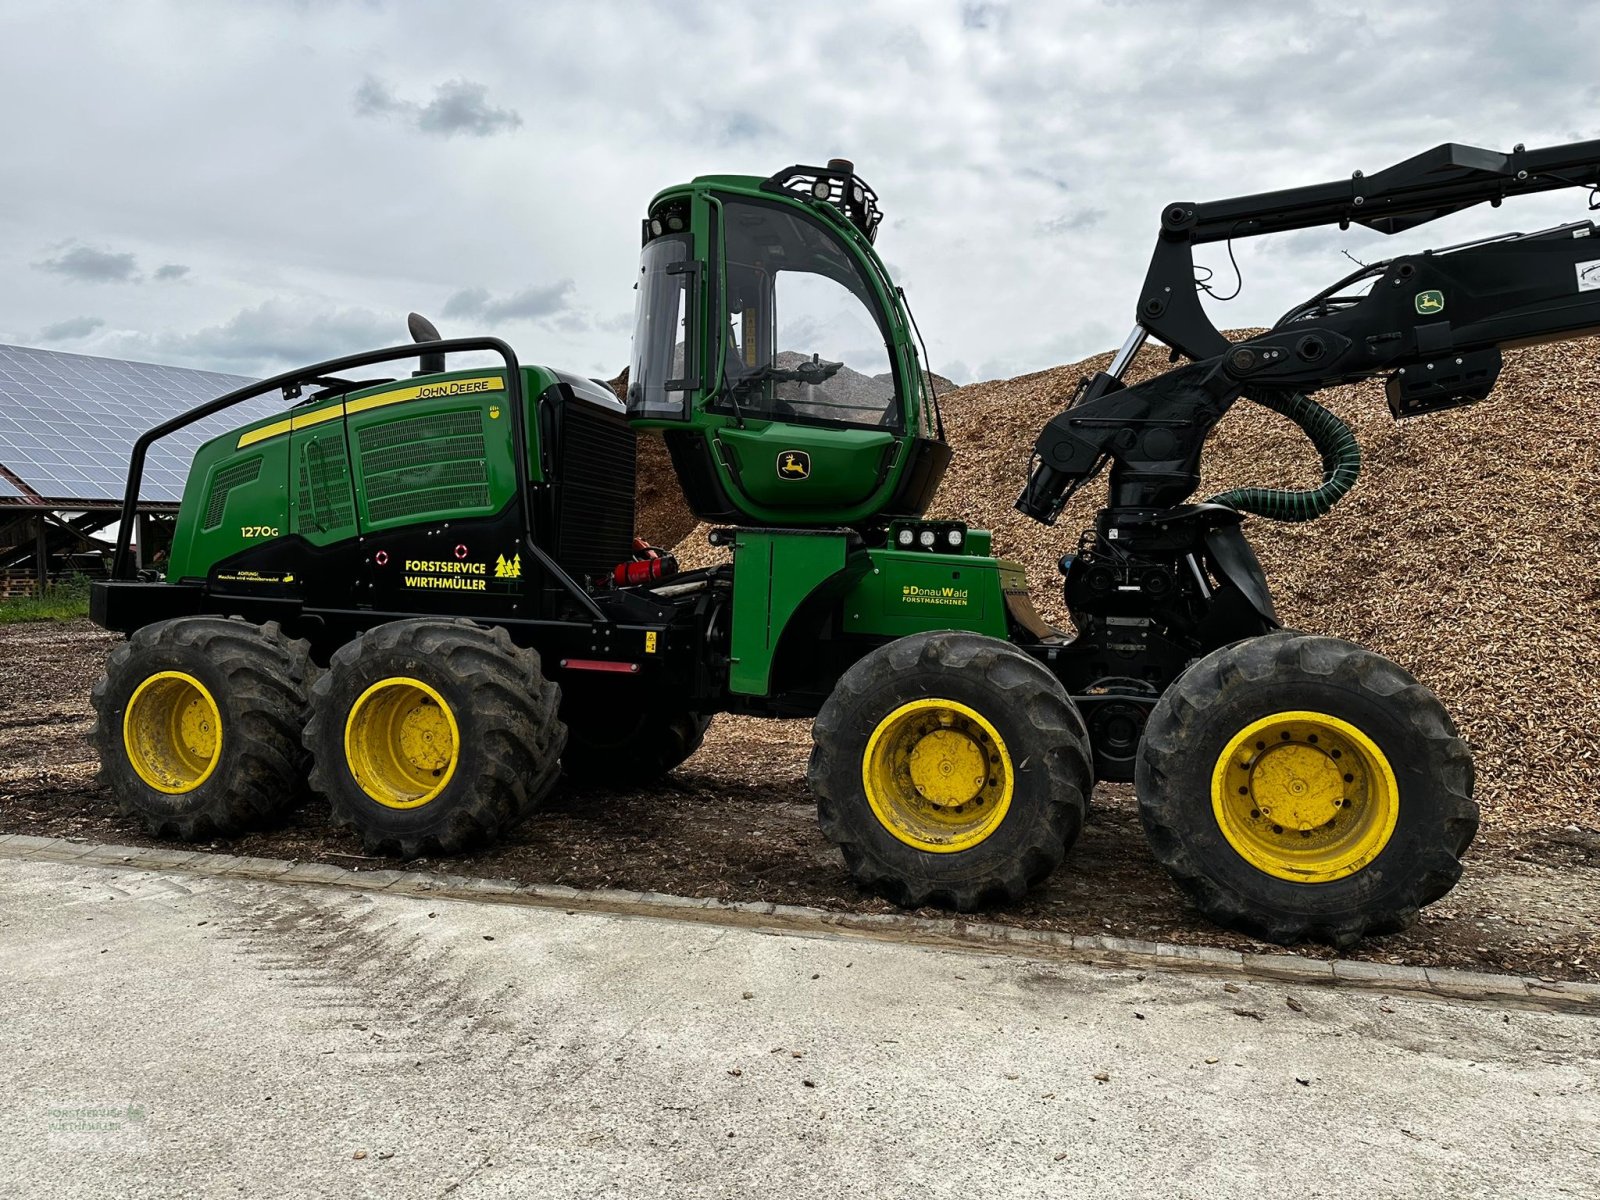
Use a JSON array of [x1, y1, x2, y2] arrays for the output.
[[291, 404, 346, 433], [344, 375, 505, 415], [236, 418, 293, 449], [234, 375, 505, 449]]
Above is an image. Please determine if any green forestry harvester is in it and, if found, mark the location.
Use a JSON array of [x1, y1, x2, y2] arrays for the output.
[[91, 141, 1600, 945]]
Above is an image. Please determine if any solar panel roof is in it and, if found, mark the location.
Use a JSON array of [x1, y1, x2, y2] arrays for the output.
[[0, 474, 20, 499], [0, 344, 282, 505]]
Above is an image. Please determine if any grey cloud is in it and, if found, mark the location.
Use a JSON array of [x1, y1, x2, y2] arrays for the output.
[[354, 76, 398, 117], [356, 76, 522, 138], [719, 110, 779, 144], [154, 264, 190, 281], [40, 315, 106, 341], [442, 281, 575, 324], [961, 3, 1005, 30], [150, 300, 400, 372], [1040, 208, 1106, 235], [3, 2, 1596, 391], [34, 244, 140, 284]]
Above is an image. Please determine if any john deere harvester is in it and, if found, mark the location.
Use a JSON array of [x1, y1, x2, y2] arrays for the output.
[[92, 140, 1600, 945]]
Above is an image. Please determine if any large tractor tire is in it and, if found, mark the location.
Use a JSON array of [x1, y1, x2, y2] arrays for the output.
[[90, 617, 313, 840], [560, 690, 712, 788], [305, 619, 565, 857], [809, 631, 1093, 910], [1136, 631, 1478, 947]]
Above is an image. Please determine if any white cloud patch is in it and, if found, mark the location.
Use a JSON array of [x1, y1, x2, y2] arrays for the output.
[[153, 263, 190, 282], [355, 76, 522, 137]]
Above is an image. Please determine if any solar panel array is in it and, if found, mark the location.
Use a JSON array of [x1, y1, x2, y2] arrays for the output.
[[0, 344, 284, 505], [0, 474, 20, 499]]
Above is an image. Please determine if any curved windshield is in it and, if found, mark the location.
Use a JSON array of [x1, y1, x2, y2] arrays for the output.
[[627, 234, 696, 419], [719, 196, 899, 429]]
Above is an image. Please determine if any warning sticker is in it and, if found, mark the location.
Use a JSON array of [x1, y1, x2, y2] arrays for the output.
[[1577, 259, 1600, 293]]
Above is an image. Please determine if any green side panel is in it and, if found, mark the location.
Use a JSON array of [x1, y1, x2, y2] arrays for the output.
[[290, 423, 358, 546], [841, 549, 1017, 640], [715, 423, 897, 510], [729, 529, 857, 696], [166, 436, 290, 580]]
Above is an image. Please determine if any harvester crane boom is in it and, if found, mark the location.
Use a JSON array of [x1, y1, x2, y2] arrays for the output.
[[1141, 137, 1600, 361], [1020, 138, 1600, 522]]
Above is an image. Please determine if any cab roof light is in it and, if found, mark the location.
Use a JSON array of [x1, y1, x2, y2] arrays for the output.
[[761, 158, 883, 243]]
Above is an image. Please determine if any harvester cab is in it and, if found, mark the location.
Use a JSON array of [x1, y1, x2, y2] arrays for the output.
[[625, 159, 952, 528]]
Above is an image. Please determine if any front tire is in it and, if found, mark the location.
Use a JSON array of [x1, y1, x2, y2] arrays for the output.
[[90, 617, 313, 840], [1136, 631, 1478, 946], [305, 619, 565, 857], [809, 631, 1093, 910]]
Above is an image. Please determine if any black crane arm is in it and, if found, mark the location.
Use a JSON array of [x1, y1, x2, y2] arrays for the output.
[[1019, 139, 1600, 523], [1142, 137, 1600, 361]]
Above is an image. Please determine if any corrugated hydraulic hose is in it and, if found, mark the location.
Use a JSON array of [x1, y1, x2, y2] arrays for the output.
[[1207, 389, 1361, 522]]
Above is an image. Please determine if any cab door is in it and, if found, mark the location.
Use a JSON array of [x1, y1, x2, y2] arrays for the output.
[[712, 194, 904, 516]]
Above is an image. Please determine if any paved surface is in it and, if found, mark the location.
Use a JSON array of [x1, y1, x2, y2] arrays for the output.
[[2, 857, 1597, 1200]]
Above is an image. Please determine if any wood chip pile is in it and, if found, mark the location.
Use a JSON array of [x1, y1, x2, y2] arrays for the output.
[[649, 338, 1600, 833]]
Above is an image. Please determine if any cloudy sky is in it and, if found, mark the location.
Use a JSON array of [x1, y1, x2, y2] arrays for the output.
[[2, 0, 1596, 385]]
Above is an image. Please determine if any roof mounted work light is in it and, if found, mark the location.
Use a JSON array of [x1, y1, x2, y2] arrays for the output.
[[761, 158, 883, 242]]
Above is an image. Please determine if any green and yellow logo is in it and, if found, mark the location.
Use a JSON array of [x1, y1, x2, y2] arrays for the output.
[[901, 584, 969, 608], [777, 450, 811, 480], [1414, 289, 1445, 315]]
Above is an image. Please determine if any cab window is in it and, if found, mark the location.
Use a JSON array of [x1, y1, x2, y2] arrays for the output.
[[718, 196, 899, 430]]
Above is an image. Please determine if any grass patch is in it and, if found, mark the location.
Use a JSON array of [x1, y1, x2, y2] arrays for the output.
[[0, 575, 91, 624]]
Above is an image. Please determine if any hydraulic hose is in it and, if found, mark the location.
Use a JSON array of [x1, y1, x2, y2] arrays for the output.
[[1206, 389, 1361, 522]]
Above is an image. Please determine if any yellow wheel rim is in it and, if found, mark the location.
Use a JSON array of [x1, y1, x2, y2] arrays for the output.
[[1211, 710, 1399, 883], [862, 698, 1014, 853], [123, 670, 223, 794], [343, 677, 460, 810]]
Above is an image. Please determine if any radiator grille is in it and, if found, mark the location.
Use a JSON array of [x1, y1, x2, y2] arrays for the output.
[[556, 399, 636, 576], [295, 434, 355, 534], [203, 457, 263, 530], [357, 410, 490, 524]]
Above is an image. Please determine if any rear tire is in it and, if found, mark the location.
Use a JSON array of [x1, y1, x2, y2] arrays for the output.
[[90, 617, 313, 840], [304, 619, 565, 857], [1136, 631, 1477, 946], [809, 631, 1092, 910]]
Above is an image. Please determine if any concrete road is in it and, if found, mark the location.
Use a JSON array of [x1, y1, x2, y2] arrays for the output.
[[1, 858, 1596, 1200]]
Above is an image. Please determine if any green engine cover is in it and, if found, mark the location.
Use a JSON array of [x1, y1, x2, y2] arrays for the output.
[[165, 367, 554, 583]]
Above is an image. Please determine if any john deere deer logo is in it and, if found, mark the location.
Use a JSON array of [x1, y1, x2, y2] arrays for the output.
[[1414, 289, 1445, 315], [777, 450, 811, 480]]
